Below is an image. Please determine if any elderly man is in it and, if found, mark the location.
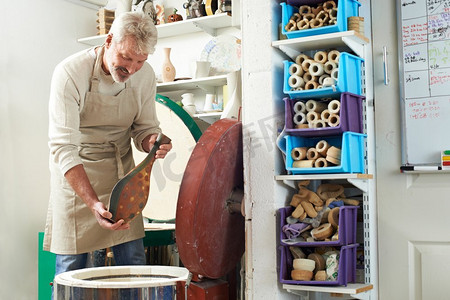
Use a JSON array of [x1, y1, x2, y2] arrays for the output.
[[43, 12, 171, 277]]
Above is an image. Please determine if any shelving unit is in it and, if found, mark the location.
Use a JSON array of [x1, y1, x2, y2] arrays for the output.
[[76, 1, 242, 124], [271, 1, 377, 298]]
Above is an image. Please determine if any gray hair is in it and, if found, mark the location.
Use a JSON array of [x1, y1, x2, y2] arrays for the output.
[[109, 12, 158, 54]]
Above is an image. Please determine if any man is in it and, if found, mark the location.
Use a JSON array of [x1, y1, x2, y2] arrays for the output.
[[43, 12, 171, 277]]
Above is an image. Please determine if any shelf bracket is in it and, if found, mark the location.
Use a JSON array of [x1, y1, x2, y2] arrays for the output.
[[277, 45, 300, 61], [192, 21, 217, 36], [281, 179, 297, 190], [196, 84, 215, 93], [347, 178, 369, 193], [350, 290, 372, 300], [342, 36, 365, 58], [285, 289, 310, 300]]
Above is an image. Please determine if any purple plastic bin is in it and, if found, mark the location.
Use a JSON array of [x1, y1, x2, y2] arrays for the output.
[[279, 244, 358, 286], [284, 93, 364, 137], [279, 205, 358, 247]]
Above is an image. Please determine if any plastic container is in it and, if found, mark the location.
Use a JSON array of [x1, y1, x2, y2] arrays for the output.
[[279, 244, 358, 286], [280, 132, 366, 174], [284, 92, 364, 137], [281, 0, 361, 39], [284, 52, 364, 98], [279, 205, 358, 246]]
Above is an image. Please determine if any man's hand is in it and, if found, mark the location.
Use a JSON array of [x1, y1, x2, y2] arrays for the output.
[[144, 133, 173, 159], [92, 201, 130, 230]]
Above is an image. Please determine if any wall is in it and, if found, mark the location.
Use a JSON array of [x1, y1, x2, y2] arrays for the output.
[[0, 0, 96, 298]]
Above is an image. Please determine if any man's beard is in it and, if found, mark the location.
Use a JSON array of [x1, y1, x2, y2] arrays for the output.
[[108, 61, 130, 83]]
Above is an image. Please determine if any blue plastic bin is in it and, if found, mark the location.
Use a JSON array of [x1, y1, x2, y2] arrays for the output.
[[279, 205, 358, 247], [279, 244, 358, 286], [281, 0, 361, 39], [281, 132, 366, 174], [283, 52, 364, 98]]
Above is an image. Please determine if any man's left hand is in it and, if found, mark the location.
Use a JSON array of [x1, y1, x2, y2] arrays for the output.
[[145, 133, 172, 159]]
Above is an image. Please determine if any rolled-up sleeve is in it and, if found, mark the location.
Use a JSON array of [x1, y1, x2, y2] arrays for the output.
[[48, 64, 83, 175]]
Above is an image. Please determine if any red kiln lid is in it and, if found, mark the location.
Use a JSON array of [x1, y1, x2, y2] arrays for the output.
[[175, 118, 245, 279]]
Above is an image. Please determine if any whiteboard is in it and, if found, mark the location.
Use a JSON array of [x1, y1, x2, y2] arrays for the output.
[[398, 0, 450, 165]]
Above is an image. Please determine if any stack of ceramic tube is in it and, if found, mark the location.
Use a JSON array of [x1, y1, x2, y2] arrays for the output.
[[347, 16, 365, 35], [291, 140, 341, 168], [284, 0, 338, 32], [290, 246, 339, 281], [97, 8, 114, 35], [288, 50, 340, 91], [292, 98, 341, 129]]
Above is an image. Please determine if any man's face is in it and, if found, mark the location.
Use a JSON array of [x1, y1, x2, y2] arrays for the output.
[[103, 35, 149, 83]]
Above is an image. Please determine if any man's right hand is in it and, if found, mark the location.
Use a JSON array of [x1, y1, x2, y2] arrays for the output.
[[92, 201, 130, 230]]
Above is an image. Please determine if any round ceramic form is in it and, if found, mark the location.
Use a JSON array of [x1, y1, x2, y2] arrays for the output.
[[54, 265, 188, 300]]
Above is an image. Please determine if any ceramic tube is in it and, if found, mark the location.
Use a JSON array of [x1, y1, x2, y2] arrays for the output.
[[328, 113, 340, 127], [324, 61, 337, 74], [289, 63, 304, 76], [328, 99, 340, 114], [289, 74, 305, 89], [293, 112, 307, 125], [309, 62, 325, 77], [314, 51, 328, 64], [328, 50, 340, 63], [293, 101, 306, 113], [291, 147, 307, 161], [305, 99, 327, 112], [331, 68, 339, 81]]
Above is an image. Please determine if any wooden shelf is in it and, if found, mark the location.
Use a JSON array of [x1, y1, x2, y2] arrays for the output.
[[272, 30, 369, 58], [156, 75, 227, 93], [77, 13, 235, 46], [283, 283, 373, 296]]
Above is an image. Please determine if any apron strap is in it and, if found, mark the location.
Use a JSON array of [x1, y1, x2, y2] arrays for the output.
[[111, 142, 125, 179], [89, 46, 105, 93]]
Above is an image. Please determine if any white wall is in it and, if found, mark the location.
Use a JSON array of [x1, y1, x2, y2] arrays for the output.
[[0, 0, 96, 298]]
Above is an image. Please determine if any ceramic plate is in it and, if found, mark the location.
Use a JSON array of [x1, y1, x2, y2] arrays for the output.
[[200, 35, 241, 75]]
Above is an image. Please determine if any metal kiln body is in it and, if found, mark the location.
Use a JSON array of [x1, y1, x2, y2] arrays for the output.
[[53, 265, 188, 300]]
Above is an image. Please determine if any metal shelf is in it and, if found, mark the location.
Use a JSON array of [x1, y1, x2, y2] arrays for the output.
[[272, 30, 369, 59], [275, 173, 373, 181], [275, 174, 373, 193], [193, 111, 222, 118], [283, 283, 373, 299], [156, 75, 227, 93], [77, 14, 235, 46]]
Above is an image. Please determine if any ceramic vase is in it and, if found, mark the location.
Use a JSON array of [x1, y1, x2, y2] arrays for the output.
[[162, 48, 176, 82], [221, 70, 242, 119], [203, 94, 215, 112]]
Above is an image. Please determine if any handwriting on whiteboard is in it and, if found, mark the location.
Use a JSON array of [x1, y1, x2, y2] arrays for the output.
[[407, 99, 442, 120]]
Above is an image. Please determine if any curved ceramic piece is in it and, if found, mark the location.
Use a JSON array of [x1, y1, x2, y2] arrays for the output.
[[109, 133, 172, 223]]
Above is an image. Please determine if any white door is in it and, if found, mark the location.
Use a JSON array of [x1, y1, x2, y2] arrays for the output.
[[372, 1, 450, 299]]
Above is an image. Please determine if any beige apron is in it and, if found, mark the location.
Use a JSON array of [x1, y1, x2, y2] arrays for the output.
[[44, 46, 144, 255]]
